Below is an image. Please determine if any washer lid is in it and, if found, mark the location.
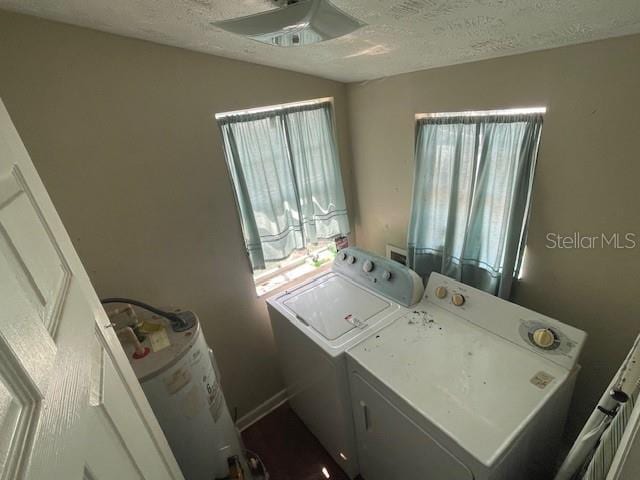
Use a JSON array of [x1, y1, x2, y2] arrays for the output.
[[283, 275, 390, 340]]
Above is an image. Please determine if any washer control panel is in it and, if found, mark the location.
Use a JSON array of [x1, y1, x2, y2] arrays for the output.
[[423, 272, 587, 370], [333, 247, 423, 307]]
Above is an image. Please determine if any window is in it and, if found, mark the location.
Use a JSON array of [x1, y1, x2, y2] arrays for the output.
[[217, 99, 350, 295], [407, 108, 544, 299]]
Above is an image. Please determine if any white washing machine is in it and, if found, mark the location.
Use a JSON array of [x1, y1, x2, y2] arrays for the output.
[[267, 247, 424, 478], [347, 272, 587, 480]]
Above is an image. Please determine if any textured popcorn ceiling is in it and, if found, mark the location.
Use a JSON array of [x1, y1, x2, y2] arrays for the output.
[[2, 0, 640, 82]]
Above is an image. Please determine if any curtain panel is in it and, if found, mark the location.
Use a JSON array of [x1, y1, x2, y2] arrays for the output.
[[218, 102, 350, 271], [407, 113, 543, 298]]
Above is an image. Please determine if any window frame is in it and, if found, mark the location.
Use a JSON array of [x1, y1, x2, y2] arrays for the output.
[[216, 97, 347, 296], [411, 106, 546, 287]]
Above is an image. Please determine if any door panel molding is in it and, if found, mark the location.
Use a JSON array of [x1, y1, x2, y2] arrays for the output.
[[0, 165, 71, 337], [0, 338, 41, 480]]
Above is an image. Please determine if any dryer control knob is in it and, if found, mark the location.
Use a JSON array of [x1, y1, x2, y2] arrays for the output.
[[363, 260, 374, 273], [532, 328, 556, 349], [451, 293, 466, 306], [347, 255, 356, 265], [382, 270, 392, 281], [435, 286, 448, 299]]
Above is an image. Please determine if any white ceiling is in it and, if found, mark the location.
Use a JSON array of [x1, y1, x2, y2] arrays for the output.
[[2, 0, 640, 82]]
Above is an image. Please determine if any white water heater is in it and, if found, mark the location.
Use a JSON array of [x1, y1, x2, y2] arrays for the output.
[[107, 304, 250, 480]]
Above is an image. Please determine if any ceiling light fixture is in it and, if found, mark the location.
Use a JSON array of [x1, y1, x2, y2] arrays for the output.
[[212, 0, 365, 47]]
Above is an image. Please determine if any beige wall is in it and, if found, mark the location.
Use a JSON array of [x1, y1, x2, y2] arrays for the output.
[[0, 10, 354, 417], [2, 6, 639, 443], [347, 34, 640, 437]]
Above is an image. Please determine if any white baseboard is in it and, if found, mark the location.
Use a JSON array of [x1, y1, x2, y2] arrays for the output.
[[236, 389, 289, 432]]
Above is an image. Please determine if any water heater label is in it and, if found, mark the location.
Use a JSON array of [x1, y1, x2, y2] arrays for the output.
[[207, 379, 223, 423], [197, 349, 223, 422]]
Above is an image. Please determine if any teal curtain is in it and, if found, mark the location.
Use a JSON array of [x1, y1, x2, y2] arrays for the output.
[[219, 102, 350, 270], [407, 113, 543, 298]]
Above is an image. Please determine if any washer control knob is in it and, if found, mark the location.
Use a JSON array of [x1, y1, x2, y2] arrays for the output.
[[338, 251, 347, 261], [382, 270, 392, 281], [451, 294, 466, 306], [435, 286, 448, 299], [363, 260, 374, 273], [532, 328, 556, 349], [347, 255, 356, 265]]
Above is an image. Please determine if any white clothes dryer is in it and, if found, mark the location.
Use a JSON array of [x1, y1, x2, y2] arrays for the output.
[[347, 272, 587, 480]]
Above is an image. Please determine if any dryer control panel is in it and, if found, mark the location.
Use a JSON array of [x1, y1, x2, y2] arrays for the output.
[[423, 272, 587, 370], [333, 247, 424, 307]]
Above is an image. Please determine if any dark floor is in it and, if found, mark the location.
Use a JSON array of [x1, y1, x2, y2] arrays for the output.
[[242, 402, 361, 480]]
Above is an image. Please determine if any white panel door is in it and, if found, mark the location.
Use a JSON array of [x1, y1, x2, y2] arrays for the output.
[[0, 99, 184, 480]]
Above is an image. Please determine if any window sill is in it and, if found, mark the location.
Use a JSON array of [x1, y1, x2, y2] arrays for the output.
[[255, 261, 332, 299]]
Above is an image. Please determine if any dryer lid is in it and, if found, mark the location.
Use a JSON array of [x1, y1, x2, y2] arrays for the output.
[[283, 275, 390, 340]]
